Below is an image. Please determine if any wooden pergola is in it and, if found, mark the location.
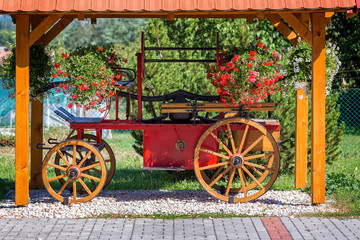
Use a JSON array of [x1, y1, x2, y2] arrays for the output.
[[1, 0, 358, 205]]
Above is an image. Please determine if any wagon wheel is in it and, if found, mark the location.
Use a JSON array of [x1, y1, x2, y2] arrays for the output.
[[194, 117, 280, 203], [42, 139, 107, 204], [54, 134, 115, 191]]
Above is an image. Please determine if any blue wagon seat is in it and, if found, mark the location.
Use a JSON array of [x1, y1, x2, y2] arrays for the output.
[[54, 107, 103, 123]]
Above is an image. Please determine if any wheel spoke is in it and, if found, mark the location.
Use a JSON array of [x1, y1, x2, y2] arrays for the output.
[[237, 125, 249, 153], [58, 178, 70, 195], [199, 161, 229, 171], [81, 162, 101, 171], [200, 148, 230, 160], [72, 144, 77, 165], [208, 166, 232, 187], [238, 168, 248, 197], [210, 132, 232, 156], [48, 174, 66, 182], [56, 150, 71, 167], [244, 152, 273, 161], [91, 168, 102, 174], [210, 165, 225, 182], [104, 159, 112, 163], [77, 150, 93, 167], [241, 135, 265, 156], [226, 124, 236, 154], [243, 161, 274, 172], [241, 166, 264, 189], [82, 173, 101, 182], [47, 162, 67, 172], [85, 170, 97, 189], [225, 168, 236, 196], [78, 178, 93, 195], [249, 166, 263, 176], [73, 180, 77, 200]]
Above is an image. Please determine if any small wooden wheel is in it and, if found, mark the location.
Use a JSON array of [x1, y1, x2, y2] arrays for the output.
[[194, 117, 280, 203], [42, 140, 107, 204], [54, 134, 115, 190]]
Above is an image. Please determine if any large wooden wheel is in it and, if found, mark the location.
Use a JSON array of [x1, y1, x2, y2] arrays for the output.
[[54, 134, 115, 190], [42, 140, 107, 204], [194, 117, 280, 203]]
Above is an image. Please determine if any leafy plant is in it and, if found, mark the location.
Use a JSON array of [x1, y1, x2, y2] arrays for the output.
[[206, 42, 284, 108], [0, 44, 53, 99], [0, 134, 14, 147], [54, 45, 126, 111]]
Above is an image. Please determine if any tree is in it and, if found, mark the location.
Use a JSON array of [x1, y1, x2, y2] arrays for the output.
[[327, 13, 360, 88]]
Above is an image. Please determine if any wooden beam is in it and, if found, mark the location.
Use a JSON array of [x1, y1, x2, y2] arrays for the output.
[[267, 17, 297, 46], [30, 99, 43, 189], [29, 14, 63, 46], [15, 15, 30, 206], [279, 12, 313, 46], [311, 12, 326, 204], [37, 17, 74, 46], [325, 12, 334, 24], [295, 88, 308, 188], [30, 16, 45, 189]]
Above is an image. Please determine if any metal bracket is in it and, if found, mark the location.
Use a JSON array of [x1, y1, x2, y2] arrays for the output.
[[36, 143, 51, 150], [48, 138, 60, 145]]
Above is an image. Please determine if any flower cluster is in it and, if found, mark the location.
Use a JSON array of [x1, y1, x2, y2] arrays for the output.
[[54, 45, 126, 111], [206, 42, 284, 109], [0, 135, 15, 147], [283, 39, 341, 97]]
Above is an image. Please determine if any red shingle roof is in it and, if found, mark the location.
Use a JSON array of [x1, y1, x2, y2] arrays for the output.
[[0, 0, 357, 13]]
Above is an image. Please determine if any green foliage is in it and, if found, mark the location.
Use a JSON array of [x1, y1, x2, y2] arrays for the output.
[[49, 19, 147, 50], [325, 172, 360, 196], [0, 29, 14, 46], [0, 44, 53, 99], [327, 13, 360, 88]]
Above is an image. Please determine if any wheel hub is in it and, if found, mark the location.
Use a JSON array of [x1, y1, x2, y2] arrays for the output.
[[66, 165, 82, 180], [230, 154, 244, 168]]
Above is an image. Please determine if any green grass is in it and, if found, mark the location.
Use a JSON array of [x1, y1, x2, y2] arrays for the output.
[[0, 147, 15, 199]]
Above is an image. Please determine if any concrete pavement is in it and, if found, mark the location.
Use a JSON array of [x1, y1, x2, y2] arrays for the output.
[[0, 217, 359, 240]]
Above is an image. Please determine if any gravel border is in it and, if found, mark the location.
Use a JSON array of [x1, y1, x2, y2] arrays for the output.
[[0, 189, 338, 218]]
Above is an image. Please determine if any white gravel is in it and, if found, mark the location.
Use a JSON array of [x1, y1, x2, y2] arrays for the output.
[[0, 190, 338, 218]]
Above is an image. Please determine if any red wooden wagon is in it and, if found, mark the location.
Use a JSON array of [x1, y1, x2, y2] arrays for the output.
[[40, 33, 280, 204]]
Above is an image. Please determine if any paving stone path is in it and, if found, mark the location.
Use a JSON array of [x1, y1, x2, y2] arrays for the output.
[[0, 217, 359, 240]]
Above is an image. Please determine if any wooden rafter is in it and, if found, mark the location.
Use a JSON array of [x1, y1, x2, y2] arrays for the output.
[[267, 17, 297, 46], [279, 12, 313, 46], [36, 16, 75, 46], [29, 14, 63, 46]]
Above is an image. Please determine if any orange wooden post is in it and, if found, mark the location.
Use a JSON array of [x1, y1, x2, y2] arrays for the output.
[[295, 88, 308, 188], [15, 15, 30, 205], [311, 12, 326, 204]]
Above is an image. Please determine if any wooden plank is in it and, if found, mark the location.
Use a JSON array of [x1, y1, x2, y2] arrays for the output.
[[37, 16, 74, 46], [279, 12, 313, 46], [311, 12, 326, 204], [30, 99, 43, 189], [29, 14, 63, 46], [15, 15, 30, 206], [295, 88, 308, 188], [267, 17, 297, 46]]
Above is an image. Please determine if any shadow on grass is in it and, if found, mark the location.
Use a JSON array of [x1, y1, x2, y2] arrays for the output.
[[0, 178, 14, 200]]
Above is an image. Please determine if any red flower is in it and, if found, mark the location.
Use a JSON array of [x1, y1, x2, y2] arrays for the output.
[[64, 74, 68, 78], [96, 91, 100, 96], [250, 50, 256, 56], [257, 42, 264, 48], [62, 53, 68, 58], [123, 58, 128, 63], [231, 55, 240, 62], [247, 63, 252, 68], [52, 74, 57, 79], [58, 70, 64, 75], [67, 103, 73, 108], [77, 76, 82, 80], [55, 63, 60, 68], [71, 94, 77, 99], [249, 56, 255, 61], [99, 66, 102, 70], [98, 47, 103, 51], [110, 59, 114, 64], [273, 51, 278, 57]]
